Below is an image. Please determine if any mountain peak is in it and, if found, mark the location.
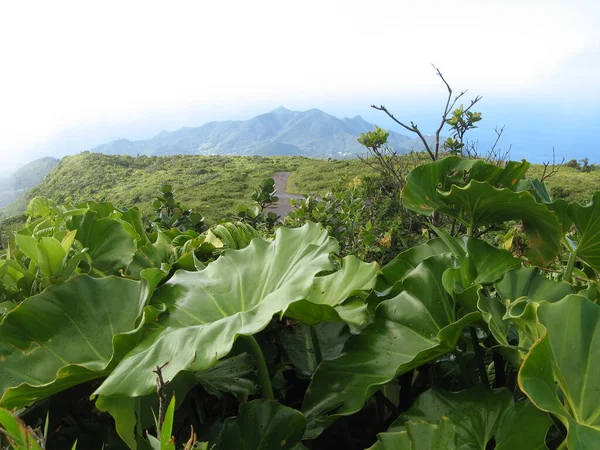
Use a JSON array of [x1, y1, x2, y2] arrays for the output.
[[271, 105, 291, 114]]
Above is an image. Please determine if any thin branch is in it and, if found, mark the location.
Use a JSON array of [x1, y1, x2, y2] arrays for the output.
[[432, 64, 455, 159], [371, 105, 435, 160], [153, 362, 170, 431], [490, 126, 505, 155], [540, 148, 564, 182]]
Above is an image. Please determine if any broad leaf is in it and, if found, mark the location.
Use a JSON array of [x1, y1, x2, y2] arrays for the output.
[[368, 417, 458, 450], [496, 267, 575, 303], [95, 223, 339, 398], [439, 181, 560, 265], [68, 211, 136, 274], [480, 267, 574, 358], [302, 255, 479, 438], [395, 387, 551, 450], [401, 156, 530, 216], [36, 237, 66, 278], [285, 255, 378, 327], [0, 276, 145, 408], [519, 295, 600, 448], [381, 236, 519, 292], [220, 400, 306, 450], [568, 192, 600, 272]]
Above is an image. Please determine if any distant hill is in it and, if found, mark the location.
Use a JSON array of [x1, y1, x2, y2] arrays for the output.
[[0, 157, 59, 208], [90, 107, 431, 158]]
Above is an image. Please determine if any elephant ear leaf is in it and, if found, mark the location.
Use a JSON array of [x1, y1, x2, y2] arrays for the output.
[[396, 387, 551, 450], [284, 255, 378, 327], [567, 192, 600, 272], [219, 400, 306, 450], [368, 417, 458, 450], [519, 295, 600, 449], [95, 222, 339, 399], [438, 181, 560, 266], [68, 211, 136, 274], [302, 255, 480, 438], [0, 275, 145, 409], [401, 157, 559, 266], [496, 267, 575, 303], [400, 156, 530, 216]]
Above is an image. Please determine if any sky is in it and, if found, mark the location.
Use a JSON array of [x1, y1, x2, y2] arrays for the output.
[[1, 0, 599, 173]]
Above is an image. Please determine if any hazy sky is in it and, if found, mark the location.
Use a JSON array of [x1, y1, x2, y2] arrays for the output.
[[1, 0, 599, 172]]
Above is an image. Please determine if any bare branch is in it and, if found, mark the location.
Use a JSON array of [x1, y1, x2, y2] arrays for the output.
[[371, 105, 436, 160], [540, 148, 564, 182]]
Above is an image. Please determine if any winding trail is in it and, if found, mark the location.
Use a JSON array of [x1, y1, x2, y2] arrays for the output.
[[267, 172, 305, 217]]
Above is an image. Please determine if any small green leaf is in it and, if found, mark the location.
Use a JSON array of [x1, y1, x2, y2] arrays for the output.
[[36, 237, 66, 278], [160, 396, 176, 450]]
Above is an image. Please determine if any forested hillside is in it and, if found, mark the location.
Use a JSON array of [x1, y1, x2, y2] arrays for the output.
[[2, 152, 367, 221], [4, 152, 600, 224]]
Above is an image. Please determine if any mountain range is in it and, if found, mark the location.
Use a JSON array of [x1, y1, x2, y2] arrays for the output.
[[90, 106, 430, 158], [0, 157, 59, 208]]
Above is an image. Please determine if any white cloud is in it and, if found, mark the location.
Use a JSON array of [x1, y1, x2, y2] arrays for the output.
[[0, 0, 598, 166]]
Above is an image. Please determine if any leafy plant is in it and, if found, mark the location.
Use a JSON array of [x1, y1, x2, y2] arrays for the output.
[[1, 154, 599, 450]]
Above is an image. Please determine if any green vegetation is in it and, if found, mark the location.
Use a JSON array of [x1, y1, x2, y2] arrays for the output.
[[2, 153, 372, 223], [4, 152, 597, 229], [1, 151, 600, 449]]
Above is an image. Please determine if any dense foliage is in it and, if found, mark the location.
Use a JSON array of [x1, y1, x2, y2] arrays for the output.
[[1, 153, 600, 449]]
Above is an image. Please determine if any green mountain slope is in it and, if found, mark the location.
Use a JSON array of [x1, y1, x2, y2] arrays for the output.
[[3, 152, 367, 222]]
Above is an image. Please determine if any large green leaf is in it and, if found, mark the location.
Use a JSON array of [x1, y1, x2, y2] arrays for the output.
[[496, 267, 575, 303], [68, 211, 136, 274], [0, 275, 145, 408], [480, 267, 576, 360], [395, 387, 551, 450], [285, 255, 378, 327], [95, 223, 339, 398], [401, 156, 530, 216], [519, 295, 600, 448], [568, 192, 600, 272], [220, 400, 306, 450], [36, 237, 66, 278], [302, 255, 480, 438], [381, 236, 520, 292], [401, 157, 559, 266], [439, 181, 560, 265], [367, 417, 458, 450]]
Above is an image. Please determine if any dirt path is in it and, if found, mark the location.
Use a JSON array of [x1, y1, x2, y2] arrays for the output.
[[267, 172, 305, 217]]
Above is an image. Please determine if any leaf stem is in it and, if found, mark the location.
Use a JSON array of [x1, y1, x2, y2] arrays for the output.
[[239, 335, 274, 400], [470, 327, 489, 386], [304, 323, 323, 367], [563, 249, 577, 283]]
